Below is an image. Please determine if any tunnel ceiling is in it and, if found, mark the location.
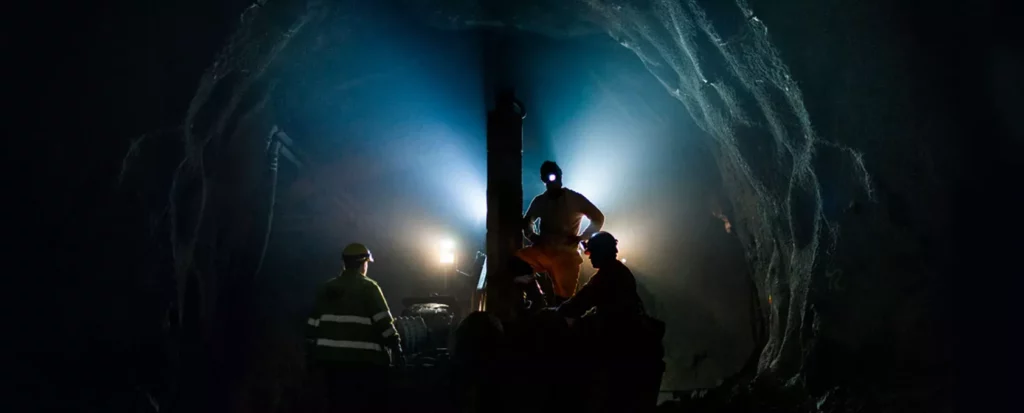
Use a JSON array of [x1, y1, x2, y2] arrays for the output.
[[396, 0, 605, 36], [136, 0, 956, 408]]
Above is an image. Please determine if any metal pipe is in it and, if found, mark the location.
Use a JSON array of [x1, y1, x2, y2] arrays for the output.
[[484, 89, 526, 319]]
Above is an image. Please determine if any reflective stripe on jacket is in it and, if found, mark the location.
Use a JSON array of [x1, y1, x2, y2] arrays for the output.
[[305, 270, 401, 366]]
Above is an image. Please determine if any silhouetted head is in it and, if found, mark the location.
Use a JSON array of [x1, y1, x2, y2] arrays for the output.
[[584, 232, 619, 268], [342, 243, 374, 275], [540, 161, 562, 192]]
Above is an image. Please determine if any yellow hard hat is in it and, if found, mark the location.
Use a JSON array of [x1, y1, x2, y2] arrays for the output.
[[342, 243, 374, 263]]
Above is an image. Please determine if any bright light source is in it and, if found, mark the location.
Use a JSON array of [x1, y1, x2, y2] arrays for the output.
[[548, 173, 557, 182], [439, 238, 456, 265], [620, 258, 627, 263]]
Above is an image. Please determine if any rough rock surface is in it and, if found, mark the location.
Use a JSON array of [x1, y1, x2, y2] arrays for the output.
[[410, 2, 960, 408], [114, 0, 997, 411]]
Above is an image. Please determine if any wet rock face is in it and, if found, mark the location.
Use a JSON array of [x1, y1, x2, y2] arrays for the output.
[[170, 0, 962, 407], [411, 0, 955, 393]]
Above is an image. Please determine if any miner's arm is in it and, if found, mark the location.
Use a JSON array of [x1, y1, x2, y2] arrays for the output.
[[577, 193, 605, 241], [523, 197, 540, 242], [557, 271, 607, 319], [304, 286, 328, 358], [367, 283, 402, 356]]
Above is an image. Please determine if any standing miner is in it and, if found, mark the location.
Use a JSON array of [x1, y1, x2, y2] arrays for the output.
[[304, 243, 403, 412], [515, 161, 605, 304]]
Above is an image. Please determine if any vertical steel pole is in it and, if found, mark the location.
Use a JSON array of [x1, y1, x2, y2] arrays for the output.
[[485, 89, 526, 319]]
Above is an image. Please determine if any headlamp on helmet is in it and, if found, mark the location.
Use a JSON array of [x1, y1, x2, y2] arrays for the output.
[[540, 161, 562, 184]]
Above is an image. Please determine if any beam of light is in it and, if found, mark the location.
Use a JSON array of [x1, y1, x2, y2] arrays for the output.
[[468, 187, 487, 224], [398, 121, 487, 229], [440, 153, 487, 226], [548, 119, 646, 269], [439, 238, 457, 265], [551, 110, 642, 212], [540, 94, 664, 276]]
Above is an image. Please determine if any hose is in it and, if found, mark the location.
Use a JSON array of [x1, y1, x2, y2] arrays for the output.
[[253, 137, 281, 278]]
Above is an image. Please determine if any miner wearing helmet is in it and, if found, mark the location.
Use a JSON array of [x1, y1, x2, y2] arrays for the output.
[[304, 242, 403, 411], [516, 160, 606, 304], [558, 231, 663, 413], [557, 231, 644, 324]]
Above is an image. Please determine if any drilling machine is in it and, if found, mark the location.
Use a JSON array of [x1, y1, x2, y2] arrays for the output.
[[448, 90, 666, 413]]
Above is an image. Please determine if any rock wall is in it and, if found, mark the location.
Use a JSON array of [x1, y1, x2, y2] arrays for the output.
[[138, 0, 976, 409], [409, 0, 961, 400], [577, 2, 960, 403]]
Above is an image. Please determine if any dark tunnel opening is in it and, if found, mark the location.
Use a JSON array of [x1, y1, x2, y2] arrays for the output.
[[11, 0, 1023, 412]]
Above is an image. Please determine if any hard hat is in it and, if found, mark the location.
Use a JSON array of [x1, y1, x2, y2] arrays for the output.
[[342, 243, 374, 263], [584, 232, 618, 256], [540, 161, 561, 181]]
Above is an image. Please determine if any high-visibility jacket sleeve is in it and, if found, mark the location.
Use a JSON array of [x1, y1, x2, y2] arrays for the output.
[[304, 286, 329, 352], [367, 283, 401, 350]]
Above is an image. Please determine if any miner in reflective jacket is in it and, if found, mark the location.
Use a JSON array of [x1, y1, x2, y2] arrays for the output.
[[305, 243, 403, 412]]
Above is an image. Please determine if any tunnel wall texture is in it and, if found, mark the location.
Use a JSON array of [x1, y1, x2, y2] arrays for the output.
[[118, 2, 329, 410], [584, 0, 943, 388], [118, 0, 975, 410], [407, 0, 958, 395]]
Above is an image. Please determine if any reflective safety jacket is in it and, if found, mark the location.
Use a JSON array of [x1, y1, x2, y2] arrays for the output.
[[305, 270, 401, 366]]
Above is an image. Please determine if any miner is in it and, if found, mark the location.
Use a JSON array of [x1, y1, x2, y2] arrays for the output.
[[304, 242, 404, 412], [557, 231, 664, 413], [514, 161, 605, 304]]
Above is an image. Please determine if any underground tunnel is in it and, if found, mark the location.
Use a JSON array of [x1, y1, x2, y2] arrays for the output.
[[13, 0, 1022, 412]]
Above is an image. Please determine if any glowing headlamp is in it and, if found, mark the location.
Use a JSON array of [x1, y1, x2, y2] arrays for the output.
[[547, 173, 557, 182]]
